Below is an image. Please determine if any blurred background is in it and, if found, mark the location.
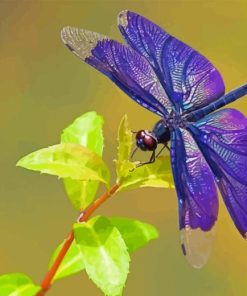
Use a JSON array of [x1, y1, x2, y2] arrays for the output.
[[0, 0, 247, 295]]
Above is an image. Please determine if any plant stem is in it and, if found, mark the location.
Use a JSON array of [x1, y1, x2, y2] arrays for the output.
[[36, 183, 119, 296]]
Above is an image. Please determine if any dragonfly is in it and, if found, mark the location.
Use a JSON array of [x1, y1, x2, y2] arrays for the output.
[[61, 10, 247, 268]]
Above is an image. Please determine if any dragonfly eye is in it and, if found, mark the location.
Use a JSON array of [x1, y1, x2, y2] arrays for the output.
[[136, 130, 157, 151], [143, 135, 157, 151], [135, 130, 146, 140]]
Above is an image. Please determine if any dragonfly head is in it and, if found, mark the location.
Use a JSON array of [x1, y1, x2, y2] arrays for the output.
[[135, 130, 157, 151]]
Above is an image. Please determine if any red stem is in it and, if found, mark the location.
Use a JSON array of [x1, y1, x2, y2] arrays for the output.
[[36, 183, 119, 296]]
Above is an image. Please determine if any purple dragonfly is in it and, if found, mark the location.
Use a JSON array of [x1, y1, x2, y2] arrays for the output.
[[61, 10, 247, 268]]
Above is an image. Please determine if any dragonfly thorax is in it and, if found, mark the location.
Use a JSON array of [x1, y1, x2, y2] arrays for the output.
[[166, 112, 188, 129], [152, 120, 171, 144]]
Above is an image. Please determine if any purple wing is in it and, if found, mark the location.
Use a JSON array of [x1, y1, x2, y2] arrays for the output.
[[171, 128, 218, 268], [61, 27, 173, 117], [118, 10, 225, 113], [189, 109, 247, 238]]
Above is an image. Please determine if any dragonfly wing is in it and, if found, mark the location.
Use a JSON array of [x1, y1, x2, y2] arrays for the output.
[[189, 108, 247, 238], [61, 27, 173, 117], [171, 128, 218, 268], [118, 10, 225, 113]]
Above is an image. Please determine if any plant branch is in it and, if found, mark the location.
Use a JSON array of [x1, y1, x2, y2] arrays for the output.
[[36, 183, 120, 296]]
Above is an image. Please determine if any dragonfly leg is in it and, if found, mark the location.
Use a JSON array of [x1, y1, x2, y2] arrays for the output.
[[130, 146, 138, 160], [165, 143, 170, 152], [155, 144, 168, 158], [135, 143, 170, 168], [136, 150, 156, 168]]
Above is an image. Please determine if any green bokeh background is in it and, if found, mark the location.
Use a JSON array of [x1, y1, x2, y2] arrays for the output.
[[1, 0, 247, 295]]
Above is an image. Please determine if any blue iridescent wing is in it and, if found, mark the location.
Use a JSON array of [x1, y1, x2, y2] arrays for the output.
[[61, 27, 173, 117], [171, 128, 218, 268], [118, 10, 225, 113], [189, 109, 247, 238]]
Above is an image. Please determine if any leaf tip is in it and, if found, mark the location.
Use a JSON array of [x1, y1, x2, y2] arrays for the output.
[[16, 158, 25, 168]]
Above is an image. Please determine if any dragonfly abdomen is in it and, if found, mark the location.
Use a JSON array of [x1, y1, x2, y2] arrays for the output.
[[184, 84, 247, 122]]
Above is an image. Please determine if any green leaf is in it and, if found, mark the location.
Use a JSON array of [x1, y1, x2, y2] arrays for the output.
[[63, 179, 100, 210], [116, 115, 132, 163], [109, 217, 159, 253], [74, 216, 130, 296], [61, 111, 104, 152], [115, 115, 136, 181], [117, 155, 174, 192], [61, 111, 104, 210], [0, 273, 40, 296], [17, 143, 110, 186], [48, 240, 84, 282], [48, 218, 158, 283]]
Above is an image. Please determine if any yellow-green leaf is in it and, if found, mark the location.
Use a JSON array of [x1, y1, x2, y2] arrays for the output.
[[115, 115, 136, 181], [74, 216, 130, 296], [117, 115, 132, 162], [118, 156, 174, 192], [48, 240, 84, 282], [110, 217, 159, 253], [0, 273, 40, 296], [61, 111, 104, 210], [17, 143, 110, 186], [61, 111, 104, 152], [63, 178, 100, 210]]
